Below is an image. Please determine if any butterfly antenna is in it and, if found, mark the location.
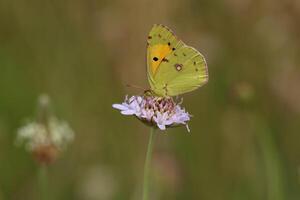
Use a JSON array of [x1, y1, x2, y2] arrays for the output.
[[125, 84, 145, 91]]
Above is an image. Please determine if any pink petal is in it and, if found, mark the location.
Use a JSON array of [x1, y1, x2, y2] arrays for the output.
[[121, 110, 136, 115], [157, 123, 166, 130], [112, 104, 128, 110]]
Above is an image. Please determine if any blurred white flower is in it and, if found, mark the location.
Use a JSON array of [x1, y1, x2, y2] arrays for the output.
[[16, 117, 74, 152], [113, 95, 191, 132], [16, 94, 74, 164]]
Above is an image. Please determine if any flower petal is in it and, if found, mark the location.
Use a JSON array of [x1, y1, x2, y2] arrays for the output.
[[157, 123, 166, 130], [121, 110, 136, 115], [186, 124, 191, 132], [112, 104, 129, 110]]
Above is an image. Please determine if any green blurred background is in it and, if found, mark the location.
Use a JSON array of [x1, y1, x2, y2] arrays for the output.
[[1, 0, 300, 199]]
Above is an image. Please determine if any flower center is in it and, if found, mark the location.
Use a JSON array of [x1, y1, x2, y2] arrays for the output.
[[144, 96, 176, 114]]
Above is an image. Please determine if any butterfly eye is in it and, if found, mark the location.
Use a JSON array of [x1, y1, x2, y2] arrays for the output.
[[153, 57, 159, 61]]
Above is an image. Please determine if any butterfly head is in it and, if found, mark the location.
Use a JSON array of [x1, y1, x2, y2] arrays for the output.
[[144, 89, 155, 96]]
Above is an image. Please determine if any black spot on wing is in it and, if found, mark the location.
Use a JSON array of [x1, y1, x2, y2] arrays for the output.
[[153, 57, 159, 61], [162, 58, 169, 62]]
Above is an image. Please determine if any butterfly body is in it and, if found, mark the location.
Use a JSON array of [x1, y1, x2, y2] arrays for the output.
[[146, 24, 208, 97]]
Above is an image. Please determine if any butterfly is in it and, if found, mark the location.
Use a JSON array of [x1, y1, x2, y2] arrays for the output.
[[146, 24, 208, 97]]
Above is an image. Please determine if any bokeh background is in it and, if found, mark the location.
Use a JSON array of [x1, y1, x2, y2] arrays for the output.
[[1, 0, 300, 199]]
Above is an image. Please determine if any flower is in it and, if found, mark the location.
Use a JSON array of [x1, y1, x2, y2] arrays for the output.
[[16, 117, 74, 164], [16, 94, 74, 164], [113, 95, 191, 132], [16, 117, 74, 151]]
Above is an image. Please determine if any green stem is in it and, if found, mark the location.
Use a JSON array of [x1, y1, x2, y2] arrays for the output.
[[38, 165, 49, 200], [142, 128, 156, 200]]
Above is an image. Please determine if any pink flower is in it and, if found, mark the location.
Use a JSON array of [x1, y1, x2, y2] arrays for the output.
[[113, 95, 191, 132]]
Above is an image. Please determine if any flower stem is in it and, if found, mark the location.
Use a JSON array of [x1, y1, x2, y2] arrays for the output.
[[142, 127, 156, 200], [38, 165, 49, 200]]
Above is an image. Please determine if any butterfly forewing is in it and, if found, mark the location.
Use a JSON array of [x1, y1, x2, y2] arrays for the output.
[[147, 25, 183, 82]]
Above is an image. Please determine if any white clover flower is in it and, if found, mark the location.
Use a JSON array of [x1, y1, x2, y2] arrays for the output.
[[17, 117, 74, 151], [113, 95, 191, 132], [16, 117, 74, 164]]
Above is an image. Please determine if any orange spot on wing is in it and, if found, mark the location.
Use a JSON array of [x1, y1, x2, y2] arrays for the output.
[[149, 44, 172, 75]]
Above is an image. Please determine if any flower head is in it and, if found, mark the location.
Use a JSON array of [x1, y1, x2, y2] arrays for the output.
[[17, 117, 74, 151], [16, 94, 74, 164], [113, 95, 191, 132]]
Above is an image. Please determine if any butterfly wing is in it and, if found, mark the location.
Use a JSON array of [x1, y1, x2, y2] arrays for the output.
[[146, 24, 184, 90], [146, 24, 208, 96], [154, 45, 208, 96]]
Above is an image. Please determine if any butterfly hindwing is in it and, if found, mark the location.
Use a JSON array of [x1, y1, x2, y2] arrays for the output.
[[154, 46, 208, 96], [146, 24, 208, 96]]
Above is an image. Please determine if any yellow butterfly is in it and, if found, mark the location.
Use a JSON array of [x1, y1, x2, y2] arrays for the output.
[[147, 24, 208, 96]]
